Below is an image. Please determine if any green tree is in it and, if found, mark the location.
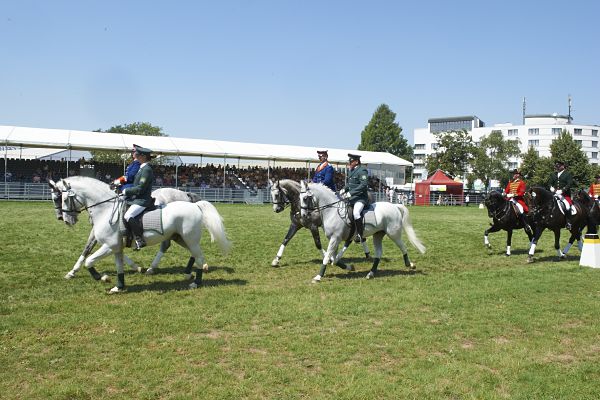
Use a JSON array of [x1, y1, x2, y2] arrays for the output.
[[90, 122, 167, 164], [358, 104, 413, 161], [549, 130, 591, 189], [471, 130, 521, 189], [519, 146, 554, 187], [424, 129, 474, 178]]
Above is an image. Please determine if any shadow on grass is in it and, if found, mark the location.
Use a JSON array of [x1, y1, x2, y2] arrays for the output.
[[123, 277, 247, 293], [141, 265, 236, 274], [333, 268, 426, 280]]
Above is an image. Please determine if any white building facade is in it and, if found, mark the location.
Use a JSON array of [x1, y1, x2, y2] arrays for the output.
[[413, 114, 600, 181]]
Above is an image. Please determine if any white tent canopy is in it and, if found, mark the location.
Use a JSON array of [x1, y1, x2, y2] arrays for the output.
[[0, 125, 412, 167]]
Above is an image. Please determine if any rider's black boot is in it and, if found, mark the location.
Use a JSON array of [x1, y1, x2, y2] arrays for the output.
[[129, 216, 146, 251], [354, 218, 364, 243], [565, 214, 573, 231], [124, 219, 133, 248]]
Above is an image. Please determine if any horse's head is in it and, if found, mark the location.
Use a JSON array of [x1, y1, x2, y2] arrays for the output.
[[48, 180, 64, 221], [50, 178, 81, 226], [186, 192, 202, 203], [527, 186, 553, 210], [483, 191, 506, 218], [270, 179, 288, 213], [574, 189, 593, 207], [299, 180, 316, 221]]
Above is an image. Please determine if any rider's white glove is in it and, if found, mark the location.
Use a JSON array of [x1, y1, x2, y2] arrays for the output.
[[344, 191, 351, 199], [550, 186, 556, 193], [506, 193, 514, 198], [556, 189, 563, 196], [113, 179, 122, 186], [596, 195, 599, 200], [339, 188, 346, 195], [121, 188, 128, 196]]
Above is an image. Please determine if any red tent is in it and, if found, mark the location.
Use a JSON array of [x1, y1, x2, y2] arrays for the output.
[[414, 169, 464, 206]]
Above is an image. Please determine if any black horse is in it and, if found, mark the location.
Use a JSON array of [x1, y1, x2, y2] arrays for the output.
[[573, 189, 599, 235], [525, 187, 589, 262], [484, 191, 534, 256]]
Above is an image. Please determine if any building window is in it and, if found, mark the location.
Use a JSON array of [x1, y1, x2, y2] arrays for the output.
[[575, 140, 583, 146], [593, 141, 598, 148], [508, 162, 517, 169], [414, 144, 425, 150], [592, 152, 598, 159], [574, 128, 583, 135], [431, 143, 439, 150], [528, 140, 539, 146], [508, 129, 518, 136], [528, 128, 539, 135], [552, 128, 562, 135], [593, 129, 598, 137]]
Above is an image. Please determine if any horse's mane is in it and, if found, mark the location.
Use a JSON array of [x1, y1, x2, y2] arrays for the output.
[[62, 176, 110, 190], [307, 182, 338, 203], [531, 186, 554, 204], [278, 179, 300, 193]]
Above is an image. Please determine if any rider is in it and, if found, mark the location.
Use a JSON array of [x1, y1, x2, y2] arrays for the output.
[[588, 174, 600, 199], [122, 145, 154, 250], [312, 150, 336, 192], [548, 160, 576, 228], [504, 169, 533, 235], [341, 153, 369, 242], [112, 146, 140, 192]]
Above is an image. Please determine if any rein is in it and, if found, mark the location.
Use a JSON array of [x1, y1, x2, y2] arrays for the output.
[[61, 190, 120, 215]]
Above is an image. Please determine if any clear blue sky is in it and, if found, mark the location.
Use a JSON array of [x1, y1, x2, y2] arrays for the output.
[[1, 0, 598, 149]]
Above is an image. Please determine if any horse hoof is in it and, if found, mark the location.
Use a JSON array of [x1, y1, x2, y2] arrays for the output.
[[184, 273, 193, 281], [406, 262, 415, 269], [202, 263, 209, 272], [271, 258, 280, 267], [527, 256, 535, 263], [130, 265, 142, 273], [100, 274, 110, 283], [366, 271, 374, 279], [64, 272, 75, 280], [346, 265, 355, 272], [365, 253, 371, 260], [505, 253, 511, 257], [311, 275, 322, 283], [189, 282, 199, 289], [108, 286, 124, 294], [145, 268, 155, 275], [559, 254, 567, 260]]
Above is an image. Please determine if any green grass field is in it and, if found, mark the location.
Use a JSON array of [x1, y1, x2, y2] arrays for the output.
[[1, 201, 600, 399]]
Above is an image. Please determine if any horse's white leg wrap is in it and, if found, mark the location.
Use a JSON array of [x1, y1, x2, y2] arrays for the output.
[[277, 244, 286, 258], [336, 246, 349, 263], [66, 255, 86, 278], [311, 274, 322, 283], [528, 243, 536, 256], [506, 245, 511, 256], [557, 248, 565, 257], [361, 240, 370, 256], [484, 235, 490, 246], [578, 240, 583, 251], [563, 242, 573, 255]]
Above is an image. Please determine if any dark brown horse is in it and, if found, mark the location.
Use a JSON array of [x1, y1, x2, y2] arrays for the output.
[[525, 187, 588, 262], [483, 191, 534, 256]]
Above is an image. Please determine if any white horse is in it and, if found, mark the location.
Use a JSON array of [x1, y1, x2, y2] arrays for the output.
[[50, 185, 207, 280], [269, 179, 371, 267], [299, 182, 425, 282], [52, 176, 231, 293]]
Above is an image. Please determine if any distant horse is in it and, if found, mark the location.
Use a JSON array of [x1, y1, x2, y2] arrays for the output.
[[50, 184, 206, 280], [573, 189, 599, 235], [299, 181, 425, 282], [51, 176, 230, 293], [483, 191, 534, 256], [269, 179, 369, 267], [525, 186, 587, 262]]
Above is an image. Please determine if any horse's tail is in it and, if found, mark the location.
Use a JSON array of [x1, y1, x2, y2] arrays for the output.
[[397, 204, 426, 254], [195, 201, 232, 256]]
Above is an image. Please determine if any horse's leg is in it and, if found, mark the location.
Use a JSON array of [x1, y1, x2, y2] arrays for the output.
[[527, 226, 544, 263], [484, 224, 501, 249], [563, 232, 576, 255], [388, 231, 415, 269], [108, 251, 126, 294], [185, 243, 206, 289], [555, 228, 565, 259], [272, 223, 300, 267], [505, 229, 513, 257], [83, 244, 114, 282], [366, 232, 385, 279], [65, 230, 97, 279], [147, 240, 171, 275], [361, 239, 371, 259], [312, 237, 341, 283]]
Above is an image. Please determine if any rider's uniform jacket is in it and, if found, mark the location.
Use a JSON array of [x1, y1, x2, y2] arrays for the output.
[[344, 165, 369, 205], [115, 160, 141, 192], [548, 169, 574, 197], [589, 183, 600, 198], [312, 162, 336, 192], [125, 163, 154, 207], [504, 178, 528, 212]]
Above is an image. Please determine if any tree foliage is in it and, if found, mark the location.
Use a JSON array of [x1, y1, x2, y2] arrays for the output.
[[519, 146, 552, 187], [358, 104, 413, 162], [424, 129, 474, 178], [470, 130, 521, 189], [548, 130, 592, 189], [90, 122, 167, 164]]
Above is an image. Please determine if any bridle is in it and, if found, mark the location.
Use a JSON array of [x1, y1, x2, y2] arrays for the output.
[[300, 188, 344, 214], [271, 184, 290, 211], [53, 182, 120, 216]]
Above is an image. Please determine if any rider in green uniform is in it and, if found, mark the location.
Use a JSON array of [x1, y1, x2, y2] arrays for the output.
[[341, 153, 369, 242], [122, 145, 154, 250]]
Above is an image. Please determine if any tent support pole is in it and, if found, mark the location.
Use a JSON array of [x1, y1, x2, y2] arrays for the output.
[[4, 142, 7, 198], [175, 163, 179, 188]]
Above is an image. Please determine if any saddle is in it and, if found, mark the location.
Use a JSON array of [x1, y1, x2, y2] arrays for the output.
[[120, 203, 163, 237], [345, 204, 377, 241]]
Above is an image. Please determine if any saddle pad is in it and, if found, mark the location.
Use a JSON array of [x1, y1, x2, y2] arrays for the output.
[[119, 208, 163, 235], [364, 206, 377, 227]]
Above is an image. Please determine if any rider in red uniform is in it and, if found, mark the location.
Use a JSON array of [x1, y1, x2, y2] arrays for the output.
[[589, 174, 600, 199], [504, 169, 533, 235]]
